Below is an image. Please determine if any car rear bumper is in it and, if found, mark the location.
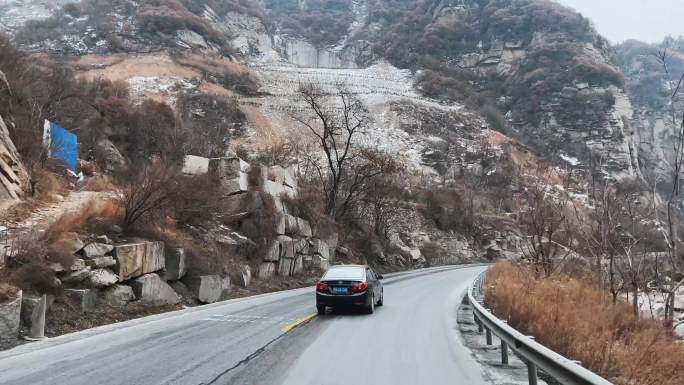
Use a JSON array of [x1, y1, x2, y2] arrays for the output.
[[316, 291, 371, 307]]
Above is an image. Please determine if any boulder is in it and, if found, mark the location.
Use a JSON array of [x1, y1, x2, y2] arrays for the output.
[[95, 139, 126, 173], [673, 322, 684, 340], [185, 275, 226, 304], [309, 239, 330, 260], [131, 274, 180, 305], [114, 241, 165, 281], [268, 166, 298, 190], [223, 172, 249, 195], [274, 214, 286, 235], [292, 256, 304, 275], [103, 285, 135, 307], [0, 112, 28, 204], [312, 255, 329, 270], [182, 155, 210, 175], [293, 238, 309, 255], [278, 257, 294, 276], [169, 281, 191, 300], [71, 258, 87, 271], [62, 266, 92, 284], [278, 255, 303, 276], [264, 236, 294, 262], [263, 180, 295, 200], [177, 29, 209, 49], [88, 269, 119, 288], [163, 248, 187, 281], [0, 290, 22, 344], [64, 289, 97, 312], [675, 293, 684, 312], [258, 262, 277, 279], [50, 232, 85, 256], [86, 256, 117, 269], [209, 157, 249, 180], [49, 258, 86, 273], [96, 235, 113, 244], [225, 191, 264, 214], [236, 265, 252, 288], [284, 215, 312, 238], [81, 243, 114, 259]]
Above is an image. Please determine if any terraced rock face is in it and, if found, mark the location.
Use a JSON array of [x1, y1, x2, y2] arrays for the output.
[[0, 111, 28, 206], [0, 0, 655, 181]]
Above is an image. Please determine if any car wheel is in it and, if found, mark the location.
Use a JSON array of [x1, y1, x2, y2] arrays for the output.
[[377, 289, 384, 306], [367, 295, 375, 314], [317, 305, 326, 315]]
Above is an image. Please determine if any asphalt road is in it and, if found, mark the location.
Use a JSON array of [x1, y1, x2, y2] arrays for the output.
[[0, 265, 489, 385]]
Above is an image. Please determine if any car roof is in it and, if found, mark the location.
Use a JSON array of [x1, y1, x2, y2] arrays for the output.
[[323, 265, 367, 280], [329, 264, 367, 269]]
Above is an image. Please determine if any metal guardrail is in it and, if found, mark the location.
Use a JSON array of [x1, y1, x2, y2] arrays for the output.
[[468, 271, 615, 385]]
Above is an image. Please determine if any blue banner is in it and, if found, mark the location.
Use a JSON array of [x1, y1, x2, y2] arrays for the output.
[[46, 121, 78, 171]]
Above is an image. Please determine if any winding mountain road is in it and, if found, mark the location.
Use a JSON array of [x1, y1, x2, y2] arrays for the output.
[[0, 265, 489, 385]]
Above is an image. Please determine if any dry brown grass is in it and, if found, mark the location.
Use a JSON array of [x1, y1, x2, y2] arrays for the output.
[[0, 283, 19, 302], [485, 262, 684, 385], [82, 175, 116, 192], [44, 199, 121, 242], [0, 170, 67, 224]]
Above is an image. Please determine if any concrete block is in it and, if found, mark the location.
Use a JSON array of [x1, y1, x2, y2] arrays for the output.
[[224, 191, 263, 214], [86, 256, 117, 269], [309, 238, 330, 260], [284, 215, 312, 238], [278, 257, 294, 276], [64, 289, 97, 312], [182, 155, 210, 175], [258, 262, 277, 279], [81, 243, 114, 259], [163, 248, 187, 281], [88, 269, 119, 288], [263, 180, 295, 200], [185, 275, 225, 304], [103, 285, 135, 307], [131, 274, 180, 305], [237, 265, 251, 288], [114, 241, 165, 281], [223, 172, 248, 195], [0, 290, 21, 344], [209, 157, 250, 180]]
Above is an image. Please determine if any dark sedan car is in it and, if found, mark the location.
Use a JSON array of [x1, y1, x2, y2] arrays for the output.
[[315, 265, 384, 315]]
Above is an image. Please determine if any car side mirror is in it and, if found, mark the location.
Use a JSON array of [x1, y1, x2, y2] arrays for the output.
[[377, 274, 384, 280]]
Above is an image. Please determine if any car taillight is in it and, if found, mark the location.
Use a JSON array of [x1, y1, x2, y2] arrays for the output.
[[351, 282, 369, 293], [316, 282, 330, 293]]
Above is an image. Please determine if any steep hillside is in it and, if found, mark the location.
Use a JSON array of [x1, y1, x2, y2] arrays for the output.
[[616, 38, 684, 182]]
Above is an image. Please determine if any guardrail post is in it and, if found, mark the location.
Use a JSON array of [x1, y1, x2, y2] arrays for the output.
[[501, 340, 509, 365], [485, 326, 493, 345], [527, 361, 538, 385], [25, 294, 47, 341], [475, 314, 484, 333]]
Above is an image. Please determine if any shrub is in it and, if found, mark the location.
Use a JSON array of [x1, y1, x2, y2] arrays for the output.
[[485, 262, 684, 385], [9, 263, 61, 296], [118, 163, 179, 232]]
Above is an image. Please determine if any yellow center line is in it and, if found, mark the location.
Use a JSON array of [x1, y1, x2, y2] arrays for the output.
[[281, 313, 317, 333]]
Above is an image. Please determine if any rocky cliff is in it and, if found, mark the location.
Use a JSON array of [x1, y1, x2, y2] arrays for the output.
[[0, 69, 27, 205]]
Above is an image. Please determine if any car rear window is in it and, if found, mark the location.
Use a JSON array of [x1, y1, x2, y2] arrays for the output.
[[323, 266, 365, 280]]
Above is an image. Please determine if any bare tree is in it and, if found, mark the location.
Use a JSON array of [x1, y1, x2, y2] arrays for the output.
[[292, 83, 372, 219], [518, 167, 574, 277], [118, 162, 179, 231], [657, 47, 684, 322]]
